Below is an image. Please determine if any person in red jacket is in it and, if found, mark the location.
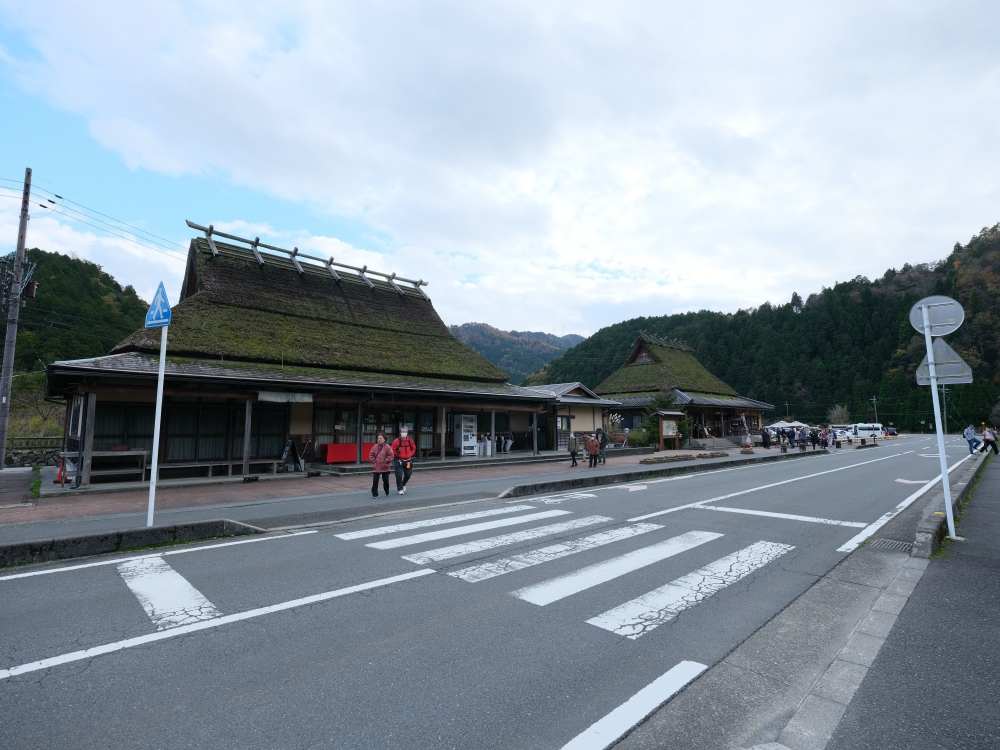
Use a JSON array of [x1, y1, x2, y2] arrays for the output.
[[369, 433, 393, 498], [391, 427, 418, 495]]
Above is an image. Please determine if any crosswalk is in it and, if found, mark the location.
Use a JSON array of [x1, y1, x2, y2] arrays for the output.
[[340, 504, 797, 639]]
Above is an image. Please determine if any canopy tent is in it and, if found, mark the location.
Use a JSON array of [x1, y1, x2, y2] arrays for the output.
[[767, 420, 809, 429]]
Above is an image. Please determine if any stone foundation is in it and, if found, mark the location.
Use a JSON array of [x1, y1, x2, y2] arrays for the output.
[[5, 448, 60, 468]]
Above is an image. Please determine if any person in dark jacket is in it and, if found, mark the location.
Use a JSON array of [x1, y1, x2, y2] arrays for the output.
[[391, 427, 417, 495], [370, 433, 393, 498], [567, 432, 579, 467], [597, 428, 609, 464], [761, 429, 771, 449]]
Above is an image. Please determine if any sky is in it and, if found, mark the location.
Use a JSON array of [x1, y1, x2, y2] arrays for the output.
[[1, 1, 999, 337]]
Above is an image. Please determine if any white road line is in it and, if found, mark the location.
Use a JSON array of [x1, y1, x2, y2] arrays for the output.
[[401, 516, 612, 565], [0, 569, 434, 681], [449, 523, 663, 583], [628, 452, 912, 522], [560, 660, 707, 750], [513, 531, 723, 606], [366, 510, 571, 550], [335, 506, 535, 540], [628, 485, 647, 492], [837, 455, 972, 552], [118, 557, 222, 630], [587, 541, 794, 639], [0, 530, 319, 582], [895, 478, 931, 484], [698, 506, 867, 528]]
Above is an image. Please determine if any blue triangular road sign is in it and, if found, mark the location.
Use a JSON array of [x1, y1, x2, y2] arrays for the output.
[[145, 282, 171, 328]]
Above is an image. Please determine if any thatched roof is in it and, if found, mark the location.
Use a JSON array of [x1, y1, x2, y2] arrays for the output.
[[112, 238, 509, 383], [594, 331, 739, 398]]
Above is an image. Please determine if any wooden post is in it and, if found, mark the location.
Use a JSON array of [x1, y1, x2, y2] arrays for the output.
[[490, 409, 495, 457], [357, 403, 363, 464], [242, 398, 252, 476], [80, 392, 97, 485], [440, 406, 446, 460], [532, 412, 538, 455]]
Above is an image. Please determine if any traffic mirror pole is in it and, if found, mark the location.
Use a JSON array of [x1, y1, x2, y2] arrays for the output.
[[920, 304, 956, 539]]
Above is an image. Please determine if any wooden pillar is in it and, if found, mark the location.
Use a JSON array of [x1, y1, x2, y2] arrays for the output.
[[356, 403, 364, 465], [440, 406, 446, 460], [80, 392, 97, 485], [532, 412, 538, 455], [242, 398, 252, 476], [490, 409, 495, 457]]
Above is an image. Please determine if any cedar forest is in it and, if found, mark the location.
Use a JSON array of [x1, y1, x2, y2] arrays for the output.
[[526, 224, 1000, 432]]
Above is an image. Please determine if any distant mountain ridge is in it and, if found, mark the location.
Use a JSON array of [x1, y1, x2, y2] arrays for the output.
[[448, 323, 585, 384]]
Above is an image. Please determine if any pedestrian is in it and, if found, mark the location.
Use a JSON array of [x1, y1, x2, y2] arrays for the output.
[[963, 424, 981, 454], [391, 426, 417, 495], [568, 432, 579, 467], [810, 429, 819, 450], [762, 428, 771, 449], [787, 428, 795, 448], [587, 433, 600, 467], [979, 424, 998, 455], [369, 432, 393, 498], [597, 427, 609, 464]]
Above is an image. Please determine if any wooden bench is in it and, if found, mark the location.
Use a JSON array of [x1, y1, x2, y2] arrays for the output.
[[60, 450, 149, 487]]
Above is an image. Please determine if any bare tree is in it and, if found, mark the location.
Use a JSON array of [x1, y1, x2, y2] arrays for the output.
[[12, 373, 64, 437], [827, 404, 851, 425]]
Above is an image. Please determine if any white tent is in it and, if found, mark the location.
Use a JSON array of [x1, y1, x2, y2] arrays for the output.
[[767, 420, 809, 429]]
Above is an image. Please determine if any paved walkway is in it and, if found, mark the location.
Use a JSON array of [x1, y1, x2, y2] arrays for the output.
[[827, 454, 1000, 749]]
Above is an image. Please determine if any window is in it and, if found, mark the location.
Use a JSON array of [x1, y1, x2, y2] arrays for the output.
[[418, 411, 435, 450], [231, 406, 288, 460], [555, 416, 570, 431], [166, 407, 198, 461], [197, 408, 229, 461], [92, 406, 126, 451]]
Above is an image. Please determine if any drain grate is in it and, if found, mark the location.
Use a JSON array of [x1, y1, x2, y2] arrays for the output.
[[871, 538, 913, 553]]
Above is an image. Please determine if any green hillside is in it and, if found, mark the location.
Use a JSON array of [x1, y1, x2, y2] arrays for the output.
[[2, 248, 148, 372], [526, 224, 1000, 431], [449, 323, 585, 383]]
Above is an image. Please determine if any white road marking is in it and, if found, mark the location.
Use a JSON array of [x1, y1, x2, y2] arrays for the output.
[[335, 506, 536, 540], [450, 523, 663, 583], [366, 510, 571, 550], [628, 485, 647, 492], [0, 569, 434, 682], [559, 660, 707, 750], [513, 531, 723, 606], [697, 506, 867, 528], [118, 557, 221, 630], [401, 516, 612, 565], [0, 530, 318, 582], [628, 452, 912, 522], [838, 455, 972, 552], [587, 541, 794, 639], [895, 478, 931, 484], [539, 493, 597, 504]]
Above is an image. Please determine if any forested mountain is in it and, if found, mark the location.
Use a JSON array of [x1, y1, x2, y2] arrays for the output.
[[2, 248, 148, 372], [449, 323, 585, 383], [526, 224, 1000, 431]]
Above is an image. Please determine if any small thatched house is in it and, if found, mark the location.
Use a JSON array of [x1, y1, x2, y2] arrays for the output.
[[594, 332, 773, 438], [46, 227, 552, 484]]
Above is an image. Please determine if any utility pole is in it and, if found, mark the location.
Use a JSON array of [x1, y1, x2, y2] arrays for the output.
[[785, 402, 789, 419], [0, 167, 31, 470], [870, 395, 878, 425]]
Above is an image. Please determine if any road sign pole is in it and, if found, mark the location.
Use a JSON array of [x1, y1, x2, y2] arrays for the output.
[[921, 305, 956, 539], [146, 324, 168, 527]]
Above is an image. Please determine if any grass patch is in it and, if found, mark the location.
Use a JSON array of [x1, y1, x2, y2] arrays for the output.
[[29, 465, 41, 498]]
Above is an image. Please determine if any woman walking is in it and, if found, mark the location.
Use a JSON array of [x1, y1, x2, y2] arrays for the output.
[[370, 432, 394, 498]]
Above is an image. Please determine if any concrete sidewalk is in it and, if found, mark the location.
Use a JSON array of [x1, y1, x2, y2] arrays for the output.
[[825, 454, 1000, 749]]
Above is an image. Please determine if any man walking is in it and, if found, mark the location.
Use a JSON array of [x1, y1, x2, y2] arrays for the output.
[[391, 426, 417, 495], [568, 432, 579, 467], [597, 427, 609, 464], [587, 433, 601, 468], [979, 423, 998, 455], [963, 424, 982, 454]]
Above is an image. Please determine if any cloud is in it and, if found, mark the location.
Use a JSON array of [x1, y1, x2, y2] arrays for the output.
[[2, 1, 1000, 335]]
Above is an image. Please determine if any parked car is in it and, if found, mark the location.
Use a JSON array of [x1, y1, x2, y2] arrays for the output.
[[887, 427, 898, 436]]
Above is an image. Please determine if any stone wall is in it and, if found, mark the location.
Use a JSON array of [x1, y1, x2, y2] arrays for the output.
[[5, 449, 60, 467]]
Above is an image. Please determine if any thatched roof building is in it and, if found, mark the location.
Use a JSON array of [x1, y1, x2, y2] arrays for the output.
[[47, 228, 552, 484]]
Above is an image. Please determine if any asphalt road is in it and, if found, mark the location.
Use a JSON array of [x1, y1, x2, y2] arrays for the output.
[[0, 435, 974, 749]]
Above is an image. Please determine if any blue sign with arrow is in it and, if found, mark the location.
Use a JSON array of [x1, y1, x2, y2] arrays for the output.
[[145, 282, 171, 328]]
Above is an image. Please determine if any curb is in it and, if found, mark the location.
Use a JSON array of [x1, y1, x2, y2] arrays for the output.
[[912, 451, 991, 558], [0, 518, 264, 568], [496, 449, 829, 499]]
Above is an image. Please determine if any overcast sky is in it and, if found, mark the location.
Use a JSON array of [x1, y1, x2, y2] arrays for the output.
[[1, 1, 998, 336]]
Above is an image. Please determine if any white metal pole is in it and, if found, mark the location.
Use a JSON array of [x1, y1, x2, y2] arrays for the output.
[[921, 305, 956, 538], [146, 325, 168, 527]]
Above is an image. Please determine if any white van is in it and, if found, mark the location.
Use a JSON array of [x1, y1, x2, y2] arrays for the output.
[[847, 423, 884, 438]]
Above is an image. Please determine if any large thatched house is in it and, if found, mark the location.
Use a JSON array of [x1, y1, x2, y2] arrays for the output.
[[46, 227, 551, 484], [594, 332, 773, 438]]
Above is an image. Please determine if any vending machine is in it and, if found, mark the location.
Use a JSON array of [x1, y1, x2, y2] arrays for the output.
[[455, 415, 478, 456]]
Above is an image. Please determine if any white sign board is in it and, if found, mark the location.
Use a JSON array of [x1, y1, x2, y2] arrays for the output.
[[915, 338, 973, 385]]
